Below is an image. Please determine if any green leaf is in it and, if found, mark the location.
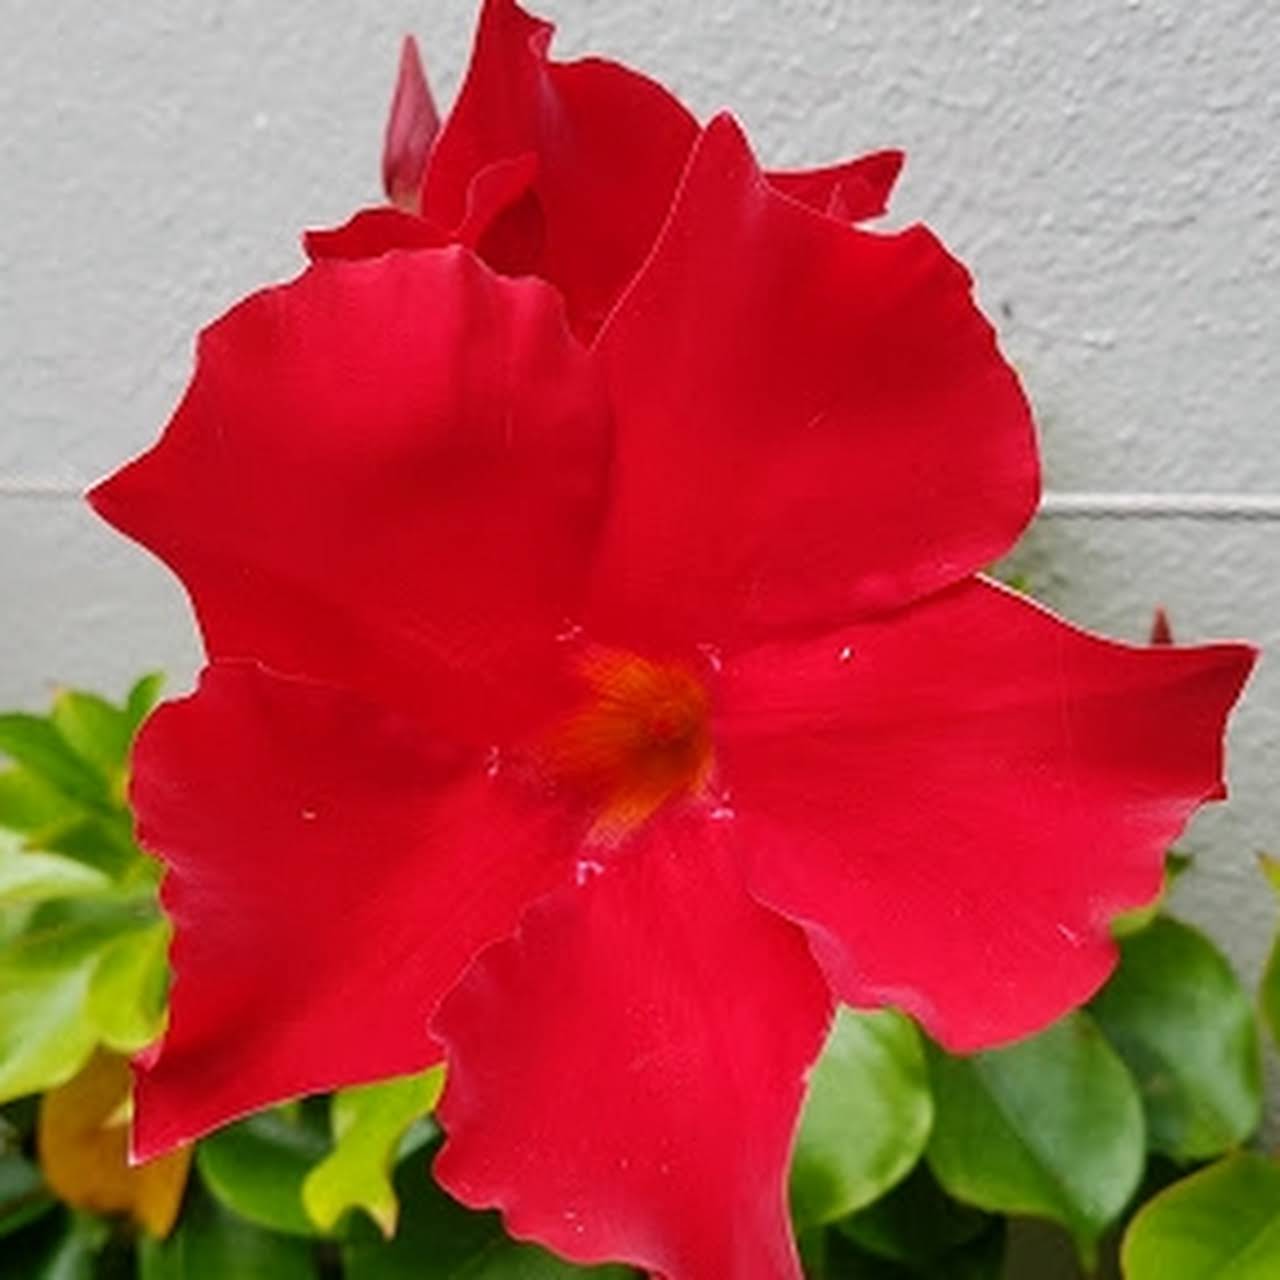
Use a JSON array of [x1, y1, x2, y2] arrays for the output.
[[837, 1161, 995, 1271], [87, 920, 170, 1053], [197, 1112, 329, 1237], [123, 674, 165, 740], [31, 814, 143, 881], [138, 1182, 318, 1280], [815, 1218, 1005, 1280], [342, 1150, 635, 1279], [1259, 856, 1280, 1052], [0, 1208, 107, 1280], [0, 915, 138, 1102], [1121, 1152, 1280, 1278], [0, 1151, 55, 1240], [0, 837, 113, 905], [302, 1066, 444, 1235], [1090, 915, 1261, 1160], [0, 769, 77, 834], [924, 1012, 1144, 1262], [1111, 852, 1192, 938], [0, 717, 108, 810], [50, 691, 131, 781], [790, 1008, 933, 1228]]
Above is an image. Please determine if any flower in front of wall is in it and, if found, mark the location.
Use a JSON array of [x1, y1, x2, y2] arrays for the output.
[[91, 106, 1253, 1277]]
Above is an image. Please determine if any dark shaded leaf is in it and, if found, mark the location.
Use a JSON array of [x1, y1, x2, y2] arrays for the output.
[[343, 1149, 636, 1278], [197, 1112, 328, 1237], [138, 1182, 318, 1279]]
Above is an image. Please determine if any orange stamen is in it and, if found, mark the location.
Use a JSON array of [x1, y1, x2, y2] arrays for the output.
[[542, 648, 714, 844]]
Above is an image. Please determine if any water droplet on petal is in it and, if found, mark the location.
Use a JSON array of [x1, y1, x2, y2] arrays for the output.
[[555, 620, 585, 644], [696, 642, 723, 673], [300, 808, 317, 821], [484, 745, 502, 779], [709, 790, 736, 822], [575, 858, 606, 885], [838, 645, 855, 663]]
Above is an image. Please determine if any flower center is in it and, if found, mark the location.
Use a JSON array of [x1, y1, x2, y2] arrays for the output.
[[543, 648, 714, 845]]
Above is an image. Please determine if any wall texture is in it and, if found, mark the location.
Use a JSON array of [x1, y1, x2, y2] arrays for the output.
[[2, 0, 1277, 1011]]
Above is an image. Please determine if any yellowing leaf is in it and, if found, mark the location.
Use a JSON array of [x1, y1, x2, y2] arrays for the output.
[[37, 1049, 191, 1238], [303, 1066, 445, 1236]]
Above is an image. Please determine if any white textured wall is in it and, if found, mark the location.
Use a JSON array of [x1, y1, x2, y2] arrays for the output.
[[2, 1, 1277, 998]]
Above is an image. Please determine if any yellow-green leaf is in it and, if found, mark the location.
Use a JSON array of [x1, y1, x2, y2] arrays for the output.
[[0, 918, 122, 1102], [1122, 1152, 1280, 1278], [303, 1067, 444, 1236], [87, 921, 170, 1053]]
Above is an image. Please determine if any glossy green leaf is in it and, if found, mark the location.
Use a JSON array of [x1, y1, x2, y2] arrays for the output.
[[1121, 1152, 1280, 1278], [0, 837, 112, 905], [0, 768, 76, 833], [343, 1151, 636, 1279], [925, 1012, 1144, 1261], [0, 717, 107, 810], [138, 1183, 318, 1280], [302, 1066, 444, 1235], [197, 1112, 329, 1237], [1090, 915, 1261, 1160], [791, 1008, 933, 1227], [49, 691, 131, 781], [0, 915, 136, 1102], [1260, 856, 1280, 1052], [87, 920, 170, 1052]]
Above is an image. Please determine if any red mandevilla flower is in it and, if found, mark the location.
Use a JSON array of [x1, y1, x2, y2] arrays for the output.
[[90, 5, 1254, 1279]]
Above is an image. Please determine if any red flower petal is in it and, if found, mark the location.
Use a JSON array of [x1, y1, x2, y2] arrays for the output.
[[715, 579, 1255, 1051], [303, 206, 446, 261], [382, 35, 441, 213], [769, 149, 905, 222], [422, 0, 699, 338], [433, 820, 832, 1278], [305, 154, 539, 263], [590, 116, 1038, 652], [129, 663, 572, 1157], [89, 249, 610, 744]]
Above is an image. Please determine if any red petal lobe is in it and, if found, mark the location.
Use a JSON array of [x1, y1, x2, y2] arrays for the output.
[[129, 663, 572, 1157], [433, 821, 832, 1279], [768, 149, 905, 222], [90, 250, 610, 745], [591, 116, 1038, 651], [716, 579, 1255, 1051]]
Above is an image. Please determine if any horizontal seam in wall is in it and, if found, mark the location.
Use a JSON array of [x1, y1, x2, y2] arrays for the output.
[[1, 482, 1280, 519]]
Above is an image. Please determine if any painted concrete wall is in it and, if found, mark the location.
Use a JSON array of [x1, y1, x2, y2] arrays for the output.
[[2, 0, 1277, 1037]]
